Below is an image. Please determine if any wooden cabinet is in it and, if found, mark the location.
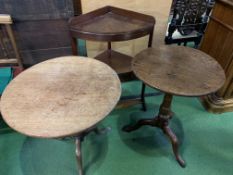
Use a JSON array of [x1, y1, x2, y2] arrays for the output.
[[200, 0, 233, 113]]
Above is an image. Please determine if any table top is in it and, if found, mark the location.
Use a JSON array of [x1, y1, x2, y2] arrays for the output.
[[0, 56, 121, 138], [132, 45, 225, 97], [69, 6, 155, 41]]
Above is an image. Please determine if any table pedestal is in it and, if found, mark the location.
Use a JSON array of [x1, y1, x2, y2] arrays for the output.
[[123, 93, 185, 167], [75, 127, 111, 175], [75, 137, 83, 175]]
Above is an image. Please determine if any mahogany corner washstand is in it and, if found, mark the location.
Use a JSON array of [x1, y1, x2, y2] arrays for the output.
[[68, 6, 155, 109], [0, 56, 121, 175], [123, 45, 225, 167]]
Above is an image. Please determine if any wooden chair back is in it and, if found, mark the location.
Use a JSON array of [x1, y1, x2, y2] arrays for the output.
[[0, 14, 23, 69], [165, 0, 215, 47]]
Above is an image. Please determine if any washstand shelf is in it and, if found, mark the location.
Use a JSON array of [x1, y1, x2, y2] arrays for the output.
[[69, 5, 155, 81]]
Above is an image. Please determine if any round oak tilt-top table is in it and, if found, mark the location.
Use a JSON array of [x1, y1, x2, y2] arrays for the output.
[[123, 45, 225, 167], [0, 56, 121, 175]]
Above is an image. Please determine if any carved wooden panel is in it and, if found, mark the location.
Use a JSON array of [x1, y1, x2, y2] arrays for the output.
[[174, 0, 211, 35]]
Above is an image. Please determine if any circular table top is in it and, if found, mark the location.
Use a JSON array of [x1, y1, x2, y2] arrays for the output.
[[132, 45, 225, 97], [0, 56, 121, 138]]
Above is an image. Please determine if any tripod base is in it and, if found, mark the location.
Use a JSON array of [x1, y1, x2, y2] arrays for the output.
[[123, 93, 186, 167]]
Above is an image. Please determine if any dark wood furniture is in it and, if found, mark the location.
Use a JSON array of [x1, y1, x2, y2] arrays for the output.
[[0, 56, 121, 175], [123, 45, 225, 167], [200, 0, 233, 113], [165, 0, 215, 47], [69, 6, 155, 109]]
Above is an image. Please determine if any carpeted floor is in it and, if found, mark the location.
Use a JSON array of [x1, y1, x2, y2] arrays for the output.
[[0, 81, 233, 175]]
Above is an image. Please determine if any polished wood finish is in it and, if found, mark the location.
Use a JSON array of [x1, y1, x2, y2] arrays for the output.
[[133, 45, 225, 97], [200, 0, 233, 113], [123, 45, 225, 167], [73, 0, 82, 16], [69, 6, 155, 42], [95, 50, 133, 74], [81, 0, 173, 50], [1, 56, 121, 138], [69, 5, 155, 76], [218, 0, 233, 7], [123, 93, 185, 167], [69, 6, 155, 108]]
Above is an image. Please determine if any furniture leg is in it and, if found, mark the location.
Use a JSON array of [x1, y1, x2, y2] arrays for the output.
[[163, 125, 185, 167], [141, 83, 147, 111], [138, 29, 153, 111], [148, 30, 154, 48], [107, 42, 111, 50], [75, 136, 83, 175], [157, 93, 185, 167], [123, 118, 154, 132], [74, 125, 111, 175], [72, 37, 78, 55], [194, 35, 202, 48], [122, 93, 185, 167], [5, 24, 23, 69], [0, 27, 9, 58]]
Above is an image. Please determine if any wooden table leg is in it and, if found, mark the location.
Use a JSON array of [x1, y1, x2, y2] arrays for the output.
[[72, 37, 78, 55], [75, 136, 84, 175], [123, 93, 185, 167], [162, 125, 185, 167], [141, 83, 147, 111], [74, 125, 112, 175]]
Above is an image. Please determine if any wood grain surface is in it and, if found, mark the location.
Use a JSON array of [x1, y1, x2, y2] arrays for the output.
[[132, 45, 226, 97], [94, 50, 133, 74], [72, 11, 153, 34], [69, 6, 155, 41], [0, 56, 121, 138], [81, 0, 172, 57]]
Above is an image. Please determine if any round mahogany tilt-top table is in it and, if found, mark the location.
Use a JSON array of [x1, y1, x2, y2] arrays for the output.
[[123, 45, 225, 167], [0, 56, 121, 175]]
